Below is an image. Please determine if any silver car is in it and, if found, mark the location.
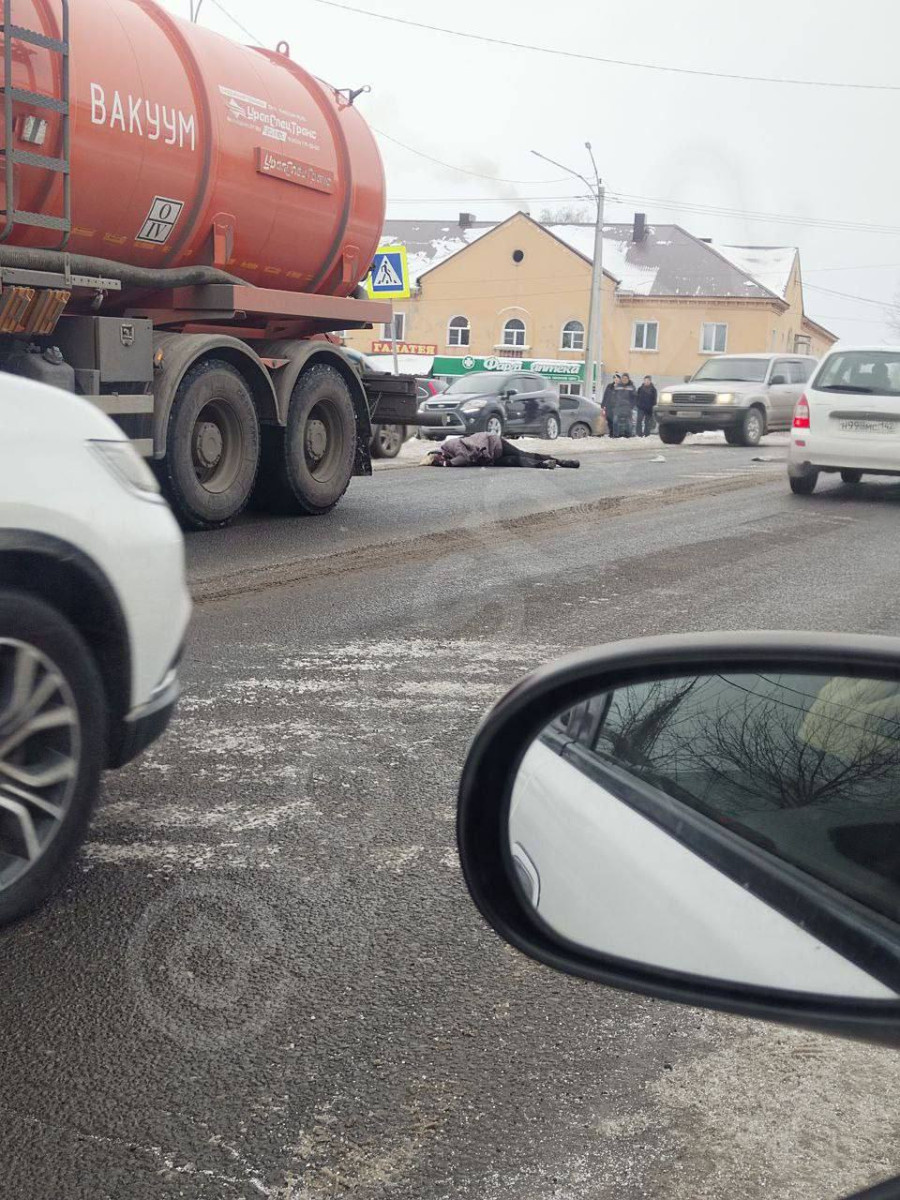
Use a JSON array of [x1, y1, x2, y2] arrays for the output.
[[655, 353, 818, 447], [558, 392, 603, 438]]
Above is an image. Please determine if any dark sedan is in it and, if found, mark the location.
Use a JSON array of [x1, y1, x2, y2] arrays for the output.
[[418, 371, 562, 440]]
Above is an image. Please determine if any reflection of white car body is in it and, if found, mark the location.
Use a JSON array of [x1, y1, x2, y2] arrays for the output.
[[510, 739, 894, 999]]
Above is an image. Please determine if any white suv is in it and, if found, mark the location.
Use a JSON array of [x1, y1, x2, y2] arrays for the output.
[[0, 375, 191, 923], [788, 346, 900, 494]]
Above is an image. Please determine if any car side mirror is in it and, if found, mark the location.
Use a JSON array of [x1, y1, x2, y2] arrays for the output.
[[771, 374, 788, 385], [504, 388, 518, 399], [457, 632, 900, 1046], [683, 375, 692, 383]]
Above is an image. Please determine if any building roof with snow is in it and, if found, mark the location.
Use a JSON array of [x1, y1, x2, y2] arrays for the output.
[[379, 214, 798, 304]]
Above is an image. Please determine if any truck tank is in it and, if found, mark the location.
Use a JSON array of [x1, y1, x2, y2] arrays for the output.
[[0, 0, 386, 295]]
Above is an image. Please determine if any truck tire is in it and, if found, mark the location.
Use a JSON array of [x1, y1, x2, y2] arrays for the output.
[[658, 424, 687, 445], [0, 589, 106, 926], [371, 423, 405, 459], [735, 406, 765, 447], [164, 359, 260, 530], [257, 364, 357, 515]]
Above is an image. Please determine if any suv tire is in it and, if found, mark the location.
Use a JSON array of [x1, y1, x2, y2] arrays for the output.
[[0, 588, 106, 925], [658, 425, 687, 445], [735, 407, 765, 447]]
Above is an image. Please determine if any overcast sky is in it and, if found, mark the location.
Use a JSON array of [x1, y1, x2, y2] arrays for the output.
[[165, 0, 900, 344]]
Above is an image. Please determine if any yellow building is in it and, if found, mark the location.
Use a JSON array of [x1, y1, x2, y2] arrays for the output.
[[345, 211, 837, 393]]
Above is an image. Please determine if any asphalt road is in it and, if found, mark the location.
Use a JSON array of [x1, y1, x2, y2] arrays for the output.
[[3, 435, 900, 1200]]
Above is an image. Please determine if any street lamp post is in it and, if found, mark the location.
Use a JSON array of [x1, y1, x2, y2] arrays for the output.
[[532, 145, 604, 399]]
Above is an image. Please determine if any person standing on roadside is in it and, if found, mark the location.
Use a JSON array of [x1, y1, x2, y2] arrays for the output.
[[635, 375, 657, 437], [610, 373, 636, 438], [601, 372, 620, 435]]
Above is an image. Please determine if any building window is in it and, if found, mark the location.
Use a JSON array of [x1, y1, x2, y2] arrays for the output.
[[381, 313, 405, 341], [701, 322, 727, 354], [502, 318, 526, 347], [561, 320, 584, 351], [447, 315, 470, 347], [794, 334, 812, 354], [558, 381, 583, 397], [632, 320, 659, 351]]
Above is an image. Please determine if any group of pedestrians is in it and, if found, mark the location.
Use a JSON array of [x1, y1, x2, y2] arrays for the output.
[[600, 373, 658, 438]]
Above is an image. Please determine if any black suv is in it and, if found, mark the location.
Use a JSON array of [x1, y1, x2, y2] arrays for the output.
[[418, 371, 561, 440]]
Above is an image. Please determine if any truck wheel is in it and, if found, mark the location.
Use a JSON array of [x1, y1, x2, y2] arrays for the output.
[[371, 424, 405, 459], [723, 429, 741, 445], [736, 407, 765, 447], [658, 425, 687, 445], [258, 364, 357, 515], [164, 359, 260, 530], [0, 589, 106, 926]]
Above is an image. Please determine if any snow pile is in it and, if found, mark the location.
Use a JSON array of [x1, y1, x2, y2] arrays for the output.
[[544, 224, 659, 294], [379, 226, 493, 283], [712, 244, 797, 298]]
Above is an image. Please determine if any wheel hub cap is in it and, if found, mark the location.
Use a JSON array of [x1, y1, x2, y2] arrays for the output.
[[306, 418, 328, 462], [194, 420, 223, 470], [0, 640, 79, 891]]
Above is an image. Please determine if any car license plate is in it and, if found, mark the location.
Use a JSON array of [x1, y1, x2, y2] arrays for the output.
[[839, 418, 893, 434]]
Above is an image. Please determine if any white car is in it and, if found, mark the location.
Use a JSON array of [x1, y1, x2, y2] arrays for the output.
[[0, 375, 191, 923], [788, 346, 900, 494]]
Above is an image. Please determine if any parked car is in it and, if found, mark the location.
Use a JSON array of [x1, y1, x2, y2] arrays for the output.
[[558, 391, 603, 438], [0, 375, 191, 924], [655, 353, 818, 446], [418, 371, 562, 440], [788, 346, 900, 495]]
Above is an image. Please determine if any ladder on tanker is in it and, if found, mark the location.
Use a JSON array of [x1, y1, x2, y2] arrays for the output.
[[0, 0, 70, 247]]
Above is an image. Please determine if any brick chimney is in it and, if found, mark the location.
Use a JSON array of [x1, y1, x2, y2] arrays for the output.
[[458, 212, 476, 230], [632, 212, 647, 243]]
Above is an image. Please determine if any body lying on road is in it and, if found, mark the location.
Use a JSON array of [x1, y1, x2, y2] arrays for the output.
[[422, 431, 580, 470]]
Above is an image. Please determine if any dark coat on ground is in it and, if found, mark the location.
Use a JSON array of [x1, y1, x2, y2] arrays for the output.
[[434, 432, 503, 466]]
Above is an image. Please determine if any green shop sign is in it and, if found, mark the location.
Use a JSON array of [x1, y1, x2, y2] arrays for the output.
[[432, 355, 584, 381]]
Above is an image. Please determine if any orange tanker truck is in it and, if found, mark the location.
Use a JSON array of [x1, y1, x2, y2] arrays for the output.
[[0, 0, 415, 527]]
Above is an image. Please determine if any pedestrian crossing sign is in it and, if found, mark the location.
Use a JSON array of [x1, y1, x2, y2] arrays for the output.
[[365, 244, 410, 299]]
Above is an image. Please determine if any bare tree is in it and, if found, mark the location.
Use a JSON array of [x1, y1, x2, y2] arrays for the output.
[[597, 675, 900, 816]]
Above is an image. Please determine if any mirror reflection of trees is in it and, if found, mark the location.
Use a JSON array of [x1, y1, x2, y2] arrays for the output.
[[594, 673, 900, 816], [570, 672, 900, 921]]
